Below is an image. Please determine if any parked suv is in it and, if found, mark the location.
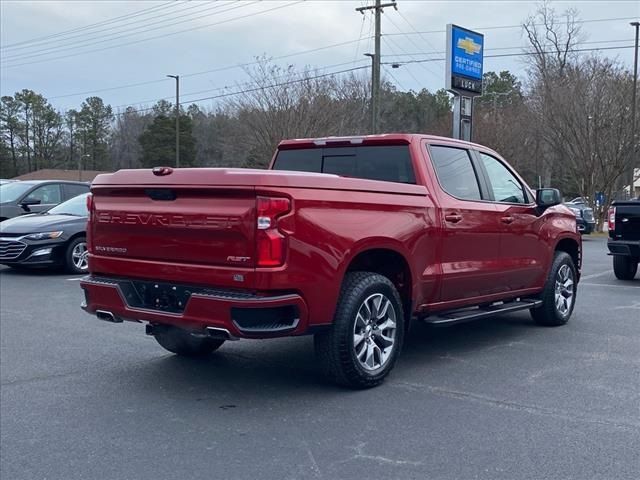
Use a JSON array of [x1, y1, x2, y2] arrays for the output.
[[0, 180, 89, 221], [81, 134, 581, 388], [565, 201, 596, 234]]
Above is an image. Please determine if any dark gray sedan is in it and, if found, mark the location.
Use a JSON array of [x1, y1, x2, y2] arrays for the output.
[[0, 193, 89, 273], [0, 180, 89, 221]]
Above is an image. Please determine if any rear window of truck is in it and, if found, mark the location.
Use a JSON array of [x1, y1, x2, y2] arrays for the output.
[[273, 146, 416, 184]]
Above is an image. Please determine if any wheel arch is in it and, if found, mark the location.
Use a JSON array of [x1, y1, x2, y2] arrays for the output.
[[342, 244, 415, 327], [554, 237, 581, 278], [67, 231, 86, 242]]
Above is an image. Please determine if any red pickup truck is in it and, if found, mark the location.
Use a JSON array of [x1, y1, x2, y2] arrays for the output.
[[80, 134, 581, 388]]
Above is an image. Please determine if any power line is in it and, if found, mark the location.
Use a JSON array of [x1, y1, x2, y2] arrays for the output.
[[380, 38, 634, 57], [1, 1, 203, 53], [1, 1, 180, 49], [2, 1, 304, 69], [351, 7, 368, 66], [382, 36, 425, 86], [2, 2, 232, 60], [383, 16, 639, 37], [382, 45, 636, 65], [27, 13, 637, 100], [48, 35, 373, 100], [383, 11, 441, 80], [382, 65, 408, 91], [113, 64, 370, 116], [394, 7, 439, 55], [2, 2, 254, 62], [112, 58, 371, 109]]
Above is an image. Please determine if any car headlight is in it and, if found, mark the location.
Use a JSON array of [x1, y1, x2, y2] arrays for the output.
[[24, 231, 63, 240], [569, 207, 581, 217]]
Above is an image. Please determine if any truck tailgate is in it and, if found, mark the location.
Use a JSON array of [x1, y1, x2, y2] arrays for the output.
[[91, 186, 256, 268], [614, 202, 640, 241]]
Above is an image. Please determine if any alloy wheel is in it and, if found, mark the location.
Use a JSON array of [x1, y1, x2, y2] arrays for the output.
[[554, 264, 574, 317], [352, 293, 397, 371], [72, 242, 88, 271]]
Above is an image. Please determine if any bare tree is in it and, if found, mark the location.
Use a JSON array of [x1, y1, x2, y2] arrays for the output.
[[110, 107, 150, 169], [224, 59, 370, 167], [522, 3, 635, 228], [523, 2, 583, 80]]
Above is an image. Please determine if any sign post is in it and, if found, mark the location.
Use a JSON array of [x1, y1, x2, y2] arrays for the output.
[[446, 24, 484, 141]]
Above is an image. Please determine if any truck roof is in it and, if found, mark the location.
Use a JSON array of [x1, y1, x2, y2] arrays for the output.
[[277, 133, 489, 151]]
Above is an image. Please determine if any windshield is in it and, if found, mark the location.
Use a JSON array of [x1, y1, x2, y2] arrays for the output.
[[0, 182, 32, 203], [47, 193, 89, 216]]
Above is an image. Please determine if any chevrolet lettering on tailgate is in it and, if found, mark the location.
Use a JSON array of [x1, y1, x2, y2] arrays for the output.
[[96, 211, 240, 229]]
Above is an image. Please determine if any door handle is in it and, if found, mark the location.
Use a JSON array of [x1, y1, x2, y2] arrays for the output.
[[445, 214, 462, 223], [501, 216, 515, 224]]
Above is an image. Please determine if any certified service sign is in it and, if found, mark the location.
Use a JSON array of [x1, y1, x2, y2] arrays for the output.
[[446, 24, 484, 95]]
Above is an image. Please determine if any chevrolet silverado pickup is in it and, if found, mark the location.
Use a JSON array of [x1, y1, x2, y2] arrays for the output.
[[608, 199, 639, 280], [80, 134, 581, 388]]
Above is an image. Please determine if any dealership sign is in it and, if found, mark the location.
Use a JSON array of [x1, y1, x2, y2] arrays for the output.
[[446, 24, 484, 95]]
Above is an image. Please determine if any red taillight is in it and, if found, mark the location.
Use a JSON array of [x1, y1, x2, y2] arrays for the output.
[[256, 196, 290, 267], [86, 194, 94, 254], [86, 193, 93, 216], [608, 207, 616, 232]]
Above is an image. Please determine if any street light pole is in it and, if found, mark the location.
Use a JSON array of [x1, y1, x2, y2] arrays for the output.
[[166, 75, 180, 168], [630, 22, 639, 198]]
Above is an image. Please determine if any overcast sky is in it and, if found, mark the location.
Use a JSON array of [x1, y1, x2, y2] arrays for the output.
[[1, 0, 638, 113]]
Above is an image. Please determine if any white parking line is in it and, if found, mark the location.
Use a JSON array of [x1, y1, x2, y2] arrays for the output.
[[580, 271, 612, 281], [65, 277, 84, 281], [614, 301, 640, 310], [581, 282, 640, 289]]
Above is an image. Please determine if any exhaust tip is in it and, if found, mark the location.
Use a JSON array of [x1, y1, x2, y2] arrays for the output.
[[96, 310, 123, 323], [206, 326, 238, 341]]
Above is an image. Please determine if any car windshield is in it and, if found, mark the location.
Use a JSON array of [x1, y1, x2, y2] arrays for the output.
[[0, 182, 32, 202], [47, 193, 89, 216]]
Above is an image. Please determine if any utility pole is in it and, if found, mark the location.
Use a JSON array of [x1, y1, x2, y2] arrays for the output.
[[356, 0, 397, 134], [166, 74, 180, 167], [364, 53, 376, 133], [630, 22, 639, 199]]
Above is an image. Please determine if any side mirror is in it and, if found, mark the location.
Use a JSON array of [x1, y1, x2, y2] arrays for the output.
[[536, 188, 561, 208], [20, 197, 41, 211], [20, 197, 42, 206]]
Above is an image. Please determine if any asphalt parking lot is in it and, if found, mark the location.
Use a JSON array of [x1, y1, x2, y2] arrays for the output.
[[1, 236, 638, 480]]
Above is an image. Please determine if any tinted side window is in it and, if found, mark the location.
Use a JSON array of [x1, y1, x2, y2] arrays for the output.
[[272, 149, 322, 172], [479, 153, 526, 204], [64, 183, 90, 199], [321, 146, 416, 184], [428, 146, 482, 200], [27, 184, 61, 204], [274, 146, 416, 184]]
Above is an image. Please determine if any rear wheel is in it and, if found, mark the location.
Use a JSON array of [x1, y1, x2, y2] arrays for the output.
[[531, 251, 577, 326], [613, 256, 638, 280], [153, 325, 225, 357], [315, 272, 404, 389], [65, 237, 88, 274]]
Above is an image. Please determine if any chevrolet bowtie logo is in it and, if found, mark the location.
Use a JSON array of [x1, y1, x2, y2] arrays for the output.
[[457, 37, 481, 55]]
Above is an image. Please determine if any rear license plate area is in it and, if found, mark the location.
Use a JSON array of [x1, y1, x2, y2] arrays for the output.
[[122, 280, 194, 313]]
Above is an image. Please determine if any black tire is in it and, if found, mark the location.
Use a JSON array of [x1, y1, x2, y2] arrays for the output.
[[65, 236, 88, 274], [531, 251, 577, 326], [153, 325, 225, 357], [613, 256, 638, 281], [314, 272, 405, 389]]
